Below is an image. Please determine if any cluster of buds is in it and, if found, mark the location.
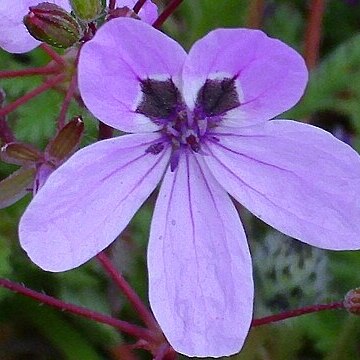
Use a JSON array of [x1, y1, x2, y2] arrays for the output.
[[0, 117, 84, 208]]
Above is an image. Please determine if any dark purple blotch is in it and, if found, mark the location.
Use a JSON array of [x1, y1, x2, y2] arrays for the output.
[[136, 78, 182, 121], [195, 77, 241, 117]]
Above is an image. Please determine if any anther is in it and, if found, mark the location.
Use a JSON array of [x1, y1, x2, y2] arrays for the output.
[[186, 134, 201, 152]]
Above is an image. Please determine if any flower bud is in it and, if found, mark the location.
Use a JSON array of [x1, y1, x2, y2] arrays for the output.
[[1, 142, 42, 166], [344, 288, 360, 315], [70, 0, 104, 22], [45, 116, 84, 162], [0, 167, 36, 209], [23, 2, 82, 49]]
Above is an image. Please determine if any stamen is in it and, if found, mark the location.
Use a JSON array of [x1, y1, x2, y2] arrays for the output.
[[136, 76, 238, 161], [170, 148, 180, 171], [186, 134, 200, 152], [197, 118, 208, 136], [166, 125, 180, 137]]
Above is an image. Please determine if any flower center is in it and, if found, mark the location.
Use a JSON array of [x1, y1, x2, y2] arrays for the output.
[[136, 76, 240, 169]]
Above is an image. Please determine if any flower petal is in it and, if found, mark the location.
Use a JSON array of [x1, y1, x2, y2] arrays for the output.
[[0, 0, 71, 53], [205, 120, 360, 250], [19, 133, 170, 271], [116, 0, 158, 24], [182, 28, 307, 126], [148, 152, 253, 357], [78, 18, 186, 133]]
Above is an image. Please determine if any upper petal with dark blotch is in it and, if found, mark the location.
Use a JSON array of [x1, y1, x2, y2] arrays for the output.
[[182, 28, 307, 126], [205, 120, 360, 250], [148, 152, 253, 357], [19, 133, 170, 271], [78, 18, 187, 133]]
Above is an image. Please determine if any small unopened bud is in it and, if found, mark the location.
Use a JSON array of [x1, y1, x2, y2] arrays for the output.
[[344, 288, 360, 315], [24, 2, 82, 49], [1, 142, 42, 166], [70, 0, 104, 22], [45, 116, 84, 162]]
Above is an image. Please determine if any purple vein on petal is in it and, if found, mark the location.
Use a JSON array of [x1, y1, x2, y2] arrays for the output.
[[113, 146, 170, 208], [185, 152, 207, 313], [208, 138, 296, 174], [204, 143, 344, 231]]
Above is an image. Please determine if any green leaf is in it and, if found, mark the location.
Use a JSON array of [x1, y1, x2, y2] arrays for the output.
[[263, 3, 303, 50], [168, 0, 248, 48], [291, 33, 360, 134], [16, 298, 105, 360]]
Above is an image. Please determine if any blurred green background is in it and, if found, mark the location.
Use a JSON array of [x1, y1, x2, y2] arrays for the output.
[[1, 0, 360, 359]]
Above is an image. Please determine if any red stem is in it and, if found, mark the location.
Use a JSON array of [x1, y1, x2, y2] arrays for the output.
[[96, 253, 160, 331], [57, 46, 81, 129], [109, 0, 116, 10], [40, 44, 66, 67], [0, 116, 16, 144], [152, 0, 184, 29], [88, 22, 97, 36], [304, 0, 326, 70], [133, 0, 147, 14], [154, 344, 172, 360], [251, 301, 344, 327], [0, 74, 65, 117], [153, 344, 177, 360], [0, 117, 15, 143], [0, 65, 61, 79], [246, 0, 265, 29], [55, 86, 84, 108], [0, 90, 15, 143], [163, 348, 177, 360], [0, 278, 155, 342], [57, 72, 77, 129]]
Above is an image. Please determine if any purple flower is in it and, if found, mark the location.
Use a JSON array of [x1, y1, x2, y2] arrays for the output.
[[0, 0, 157, 53], [19, 18, 360, 357]]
